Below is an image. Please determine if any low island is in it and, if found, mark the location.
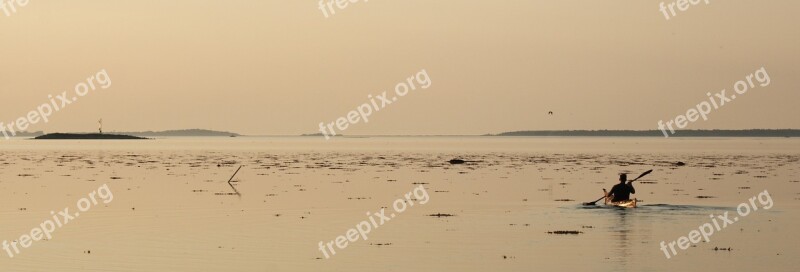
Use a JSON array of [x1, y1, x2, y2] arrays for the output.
[[34, 133, 148, 140], [31, 129, 241, 140]]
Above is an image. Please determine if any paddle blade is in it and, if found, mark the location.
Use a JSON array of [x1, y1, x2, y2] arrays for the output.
[[633, 169, 653, 181]]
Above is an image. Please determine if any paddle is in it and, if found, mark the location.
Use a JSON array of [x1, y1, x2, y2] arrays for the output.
[[582, 196, 607, 206], [627, 169, 653, 184], [582, 169, 653, 206]]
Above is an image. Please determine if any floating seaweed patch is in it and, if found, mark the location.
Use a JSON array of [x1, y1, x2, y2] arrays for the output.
[[369, 243, 392, 246], [547, 230, 583, 235], [215, 193, 239, 196]]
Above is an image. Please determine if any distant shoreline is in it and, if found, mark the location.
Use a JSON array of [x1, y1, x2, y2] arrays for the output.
[[9, 129, 800, 139], [489, 130, 800, 137]]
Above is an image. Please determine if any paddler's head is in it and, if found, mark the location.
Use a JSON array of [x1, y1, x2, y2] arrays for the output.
[[619, 174, 627, 183]]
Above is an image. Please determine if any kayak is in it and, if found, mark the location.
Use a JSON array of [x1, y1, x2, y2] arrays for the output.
[[602, 189, 637, 208], [605, 198, 637, 208]]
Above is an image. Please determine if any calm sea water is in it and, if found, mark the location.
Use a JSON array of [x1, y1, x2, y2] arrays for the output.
[[0, 137, 798, 271], [3, 136, 799, 153]]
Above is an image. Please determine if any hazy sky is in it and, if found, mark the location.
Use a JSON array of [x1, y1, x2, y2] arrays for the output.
[[1, 0, 798, 135]]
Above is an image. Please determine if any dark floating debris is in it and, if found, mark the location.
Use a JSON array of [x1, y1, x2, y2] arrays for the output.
[[448, 159, 466, 165], [547, 230, 583, 235], [713, 247, 733, 251], [428, 213, 455, 217], [554, 199, 574, 202], [696, 196, 717, 199], [675, 161, 686, 166], [447, 159, 482, 165], [224, 165, 243, 197], [215, 193, 239, 196]]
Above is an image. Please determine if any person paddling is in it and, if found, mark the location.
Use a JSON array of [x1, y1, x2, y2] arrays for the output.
[[606, 174, 635, 202], [582, 170, 651, 206]]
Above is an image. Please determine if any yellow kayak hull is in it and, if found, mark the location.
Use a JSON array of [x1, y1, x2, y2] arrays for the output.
[[605, 198, 637, 208], [602, 189, 637, 208]]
